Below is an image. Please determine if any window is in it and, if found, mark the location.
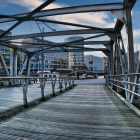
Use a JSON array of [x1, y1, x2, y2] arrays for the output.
[[53, 75, 56, 77], [49, 75, 52, 77], [45, 75, 47, 77]]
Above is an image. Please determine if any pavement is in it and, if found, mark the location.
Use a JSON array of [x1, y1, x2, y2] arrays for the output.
[[75, 76, 105, 85], [0, 84, 140, 139]]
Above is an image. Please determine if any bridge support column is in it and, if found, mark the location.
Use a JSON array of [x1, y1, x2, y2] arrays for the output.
[[107, 53, 111, 86], [110, 43, 114, 88], [10, 48, 17, 85], [10, 48, 17, 76], [116, 44, 121, 93], [126, 8, 134, 88]]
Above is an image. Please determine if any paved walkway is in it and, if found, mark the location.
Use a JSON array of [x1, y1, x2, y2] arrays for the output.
[[75, 76, 105, 85], [0, 84, 140, 139]]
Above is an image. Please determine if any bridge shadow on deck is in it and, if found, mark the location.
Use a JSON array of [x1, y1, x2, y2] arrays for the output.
[[0, 84, 140, 139]]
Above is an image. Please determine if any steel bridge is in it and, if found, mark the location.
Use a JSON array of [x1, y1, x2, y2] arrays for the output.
[[1, 0, 140, 139]]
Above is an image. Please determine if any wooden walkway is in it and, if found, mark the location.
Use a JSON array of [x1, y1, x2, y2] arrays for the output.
[[0, 85, 140, 139]]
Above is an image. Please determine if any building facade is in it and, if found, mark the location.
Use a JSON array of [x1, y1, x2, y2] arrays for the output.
[[0, 30, 11, 74], [20, 38, 68, 73], [103, 57, 108, 73], [84, 55, 104, 73], [65, 36, 84, 69]]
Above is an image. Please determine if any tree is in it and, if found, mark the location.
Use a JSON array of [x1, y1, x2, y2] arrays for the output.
[[59, 59, 68, 68]]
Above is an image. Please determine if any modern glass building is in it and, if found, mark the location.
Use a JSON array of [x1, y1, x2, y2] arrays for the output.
[[21, 38, 68, 72], [84, 55, 104, 73], [65, 36, 84, 69], [0, 30, 11, 69]]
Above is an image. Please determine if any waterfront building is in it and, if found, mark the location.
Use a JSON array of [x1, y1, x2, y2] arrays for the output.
[[20, 38, 68, 73], [65, 36, 84, 70], [103, 57, 108, 73], [84, 55, 104, 73], [0, 30, 11, 74]]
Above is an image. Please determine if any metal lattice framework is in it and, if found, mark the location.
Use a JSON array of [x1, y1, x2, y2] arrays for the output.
[[0, 0, 137, 70], [0, 0, 137, 74], [0, 0, 138, 103]]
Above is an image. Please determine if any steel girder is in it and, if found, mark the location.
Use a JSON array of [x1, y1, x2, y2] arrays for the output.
[[0, 0, 55, 38], [34, 48, 108, 53], [0, 42, 30, 53], [0, 50, 10, 75], [33, 18, 113, 32], [0, 3, 123, 23], [0, 29, 110, 41], [16, 41, 111, 49]]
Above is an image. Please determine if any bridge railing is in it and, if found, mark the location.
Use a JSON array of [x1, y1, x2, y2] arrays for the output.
[[107, 73, 140, 103], [0, 77, 75, 107]]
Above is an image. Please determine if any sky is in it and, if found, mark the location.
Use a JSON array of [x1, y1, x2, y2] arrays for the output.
[[0, 0, 140, 57]]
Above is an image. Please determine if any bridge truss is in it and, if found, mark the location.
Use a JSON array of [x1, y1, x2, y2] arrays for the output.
[[0, 0, 138, 103]]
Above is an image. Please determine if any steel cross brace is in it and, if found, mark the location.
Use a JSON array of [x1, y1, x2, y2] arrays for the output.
[[0, 0, 55, 39], [0, 50, 10, 75]]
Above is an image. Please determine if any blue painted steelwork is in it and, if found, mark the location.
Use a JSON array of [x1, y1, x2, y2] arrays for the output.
[[32, 53, 40, 72]]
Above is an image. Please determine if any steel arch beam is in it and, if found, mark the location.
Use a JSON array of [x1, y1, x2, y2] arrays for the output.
[[35, 48, 108, 53], [16, 41, 111, 49], [33, 18, 113, 32], [0, 3, 123, 23], [0, 29, 110, 41]]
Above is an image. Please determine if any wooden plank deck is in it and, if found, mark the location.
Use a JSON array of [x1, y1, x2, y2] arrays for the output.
[[0, 85, 140, 139]]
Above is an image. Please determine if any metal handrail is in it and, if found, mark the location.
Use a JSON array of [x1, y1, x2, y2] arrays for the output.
[[108, 82, 140, 97], [109, 79, 140, 86], [108, 73, 140, 77], [0, 76, 75, 79], [0, 76, 75, 107], [107, 73, 140, 103]]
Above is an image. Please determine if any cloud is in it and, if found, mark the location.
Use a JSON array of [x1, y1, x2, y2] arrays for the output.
[[0, 4, 7, 7], [132, 10, 140, 24], [134, 44, 140, 52], [8, 0, 44, 10], [133, 29, 140, 38], [8, 0, 67, 10], [84, 51, 106, 57], [8, 0, 114, 30]]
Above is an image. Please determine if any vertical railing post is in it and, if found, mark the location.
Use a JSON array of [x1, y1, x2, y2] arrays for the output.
[[65, 78, 67, 90], [72, 79, 75, 85], [52, 78, 56, 95], [69, 78, 71, 88], [22, 78, 29, 107], [59, 78, 63, 93], [40, 78, 45, 100]]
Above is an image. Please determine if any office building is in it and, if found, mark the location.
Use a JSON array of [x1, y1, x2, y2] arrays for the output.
[[84, 55, 104, 73], [65, 36, 84, 70]]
